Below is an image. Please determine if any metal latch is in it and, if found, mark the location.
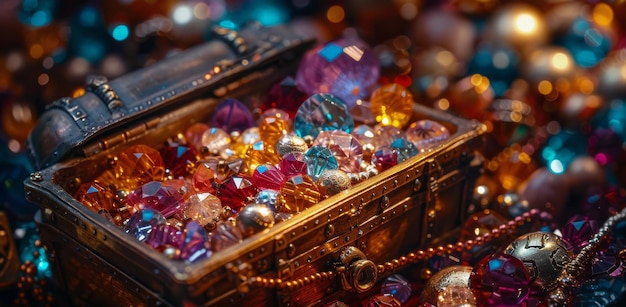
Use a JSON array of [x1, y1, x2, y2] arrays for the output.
[[335, 246, 378, 293]]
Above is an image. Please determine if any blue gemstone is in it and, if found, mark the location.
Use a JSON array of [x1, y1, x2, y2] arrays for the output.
[[303, 146, 339, 180], [294, 93, 354, 138], [390, 138, 418, 163], [318, 43, 344, 62], [124, 208, 167, 241]]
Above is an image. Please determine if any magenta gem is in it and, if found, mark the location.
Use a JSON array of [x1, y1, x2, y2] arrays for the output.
[[124, 208, 167, 241], [560, 214, 599, 252], [217, 175, 258, 212], [145, 224, 182, 249], [211, 98, 255, 133], [265, 76, 308, 117], [380, 274, 412, 304], [279, 153, 308, 177], [161, 143, 197, 178], [296, 38, 380, 108], [126, 181, 184, 218], [180, 221, 212, 262], [210, 221, 243, 252], [469, 253, 530, 307], [252, 164, 286, 191], [373, 147, 398, 172]]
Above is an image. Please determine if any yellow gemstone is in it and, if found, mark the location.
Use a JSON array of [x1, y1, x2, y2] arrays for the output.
[[277, 174, 321, 214], [370, 83, 414, 128], [245, 141, 281, 175], [259, 116, 289, 150]]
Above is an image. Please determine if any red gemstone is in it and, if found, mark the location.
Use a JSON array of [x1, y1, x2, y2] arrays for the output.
[[264, 76, 308, 117], [126, 181, 185, 218], [252, 164, 286, 191], [373, 147, 398, 172], [161, 143, 197, 178], [218, 175, 258, 212], [280, 153, 308, 177], [192, 162, 217, 194]]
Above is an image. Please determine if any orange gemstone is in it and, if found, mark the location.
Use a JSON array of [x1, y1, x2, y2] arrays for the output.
[[75, 181, 114, 213], [245, 141, 281, 175], [370, 83, 414, 128], [277, 175, 321, 214], [114, 144, 165, 187], [259, 116, 290, 150]]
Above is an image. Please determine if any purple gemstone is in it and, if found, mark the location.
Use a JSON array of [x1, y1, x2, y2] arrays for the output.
[[180, 221, 212, 262], [280, 153, 308, 177], [145, 224, 182, 249], [380, 274, 412, 304], [211, 98, 255, 133], [469, 253, 531, 306], [296, 38, 380, 109], [124, 208, 167, 241], [210, 222, 243, 252], [560, 214, 599, 252], [126, 181, 185, 218], [161, 143, 197, 178], [591, 251, 620, 277]]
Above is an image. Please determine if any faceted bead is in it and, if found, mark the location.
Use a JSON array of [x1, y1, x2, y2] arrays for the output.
[[180, 221, 212, 262], [390, 138, 418, 163], [264, 76, 308, 117], [303, 146, 339, 180], [259, 116, 289, 150], [367, 294, 401, 307], [294, 93, 354, 139], [296, 39, 380, 109], [370, 83, 414, 128], [381, 274, 412, 304], [373, 147, 398, 173], [196, 157, 247, 182], [405, 120, 450, 150], [375, 125, 402, 148], [591, 251, 620, 277], [275, 134, 308, 157], [192, 163, 217, 193], [200, 127, 231, 158], [351, 99, 376, 124], [217, 175, 258, 212], [240, 127, 261, 145], [252, 164, 286, 191], [236, 203, 276, 237], [115, 144, 165, 187], [245, 141, 281, 174], [161, 143, 197, 178], [145, 224, 182, 250], [124, 208, 167, 241], [210, 221, 243, 252], [75, 181, 114, 213], [255, 189, 280, 213], [352, 124, 376, 148], [469, 253, 530, 306], [277, 175, 321, 214], [313, 130, 363, 173], [280, 153, 308, 177], [185, 122, 209, 149], [262, 108, 292, 126], [210, 98, 255, 133], [184, 192, 222, 227], [560, 215, 598, 252], [126, 181, 185, 218], [162, 178, 193, 200]]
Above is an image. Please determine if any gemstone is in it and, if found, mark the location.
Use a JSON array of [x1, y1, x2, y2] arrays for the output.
[[313, 130, 363, 173], [252, 164, 286, 191], [184, 192, 222, 227], [469, 253, 530, 306], [75, 181, 114, 213], [573, 277, 626, 307], [217, 175, 258, 212], [390, 137, 418, 163], [115, 144, 165, 187], [405, 120, 450, 150], [262, 108, 292, 125], [196, 157, 246, 182], [437, 286, 477, 307], [373, 147, 398, 173], [264, 76, 308, 116], [245, 141, 281, 174], [200, 127, 232, 158], [381, 274, 412, 304], [375, 125, 402, 148], [161, 143, 197, 178], [126, 181, 185, 218], [162, 178, 193, 200], [560, 214, 599, 252], [236, 203, 276, 237], [350, 99, 376, 124], [296, 39, 380, 109], [210, 98, 255, 133], [180, 221, 212, 262], [259, 116, 289, 150], [294, 93, 354, 139], [210, 221, 243, 252], [280, 153, 308, 177], [277, 175, 321, 214], [303, 146, 339, 180], [316, 169, 351, 196], [275, 134, 308, 157], [428, 252, 463, 273], [591, 251, 620, 277], [255, 189, 279, 212], [124, 208, 167, 241], [240, 127, 261, 145], [145, 224, 182, 250], [367, 294, 401, 307], [370, 83, 414, 128], [420, 266, 473, 306], [185, 122, 209, 149], [460, 210, 508, 241], [192, 163, 217, 193], [352, 124, 376, 147]]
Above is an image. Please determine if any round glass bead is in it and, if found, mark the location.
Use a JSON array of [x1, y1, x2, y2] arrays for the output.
[[405, 120, 450, 150], [185, 123, 209, 149], [277, 174, 321, 214], [296, 38, 380, 109], [211, 98, 255, 133], [469, 253, 530, 306], [303, 146, 339, 180], [561, 18, 611, 68], [381, 274, 412, 304], [370, 83, 414, 128], [467, 44, 519, 96], [294, 93, 354, 139], [313, 130, 363, 173]]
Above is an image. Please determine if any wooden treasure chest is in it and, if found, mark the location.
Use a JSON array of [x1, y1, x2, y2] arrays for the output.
[[24, 24, 486, 306]]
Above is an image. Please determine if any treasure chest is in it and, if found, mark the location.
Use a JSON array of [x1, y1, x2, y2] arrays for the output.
[[24, 24, 486, 306]]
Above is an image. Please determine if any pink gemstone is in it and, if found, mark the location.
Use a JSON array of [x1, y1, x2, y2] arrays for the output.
[[161, 143, 197, 178], [211, 98, 255, 133], [351, 99, 376, 124], [373, 147, 398, 172], [312, 130, 363, 173], [375, 125, 402, 148], [280, 153, 308, 177], [210, 222, 243, 252], [560, 215, 599, 252], [264, 76, 308, 117], [217, 175, 258, 212], [145, 224, 182, 249], [367, 294, 401, 307], [184, 192, 222, 226], [185, 123, 209, 151], [405, 120, 450, 150], [352, 124, 376, 147], [252, 164, 286, 191], [180, 221, 212, 262], [126, 181, 185, 218], [469, 253, 530, 306]]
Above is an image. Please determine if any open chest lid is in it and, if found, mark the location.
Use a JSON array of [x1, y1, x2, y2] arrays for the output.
[[26, 24, 315, 170]]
